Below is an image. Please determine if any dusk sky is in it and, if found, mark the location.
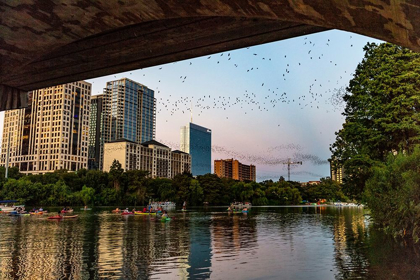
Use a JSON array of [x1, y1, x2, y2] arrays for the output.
[[0, 30, 382, 182]]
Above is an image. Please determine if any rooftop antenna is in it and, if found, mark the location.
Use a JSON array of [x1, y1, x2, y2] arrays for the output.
[[190, 100, 193, 123]]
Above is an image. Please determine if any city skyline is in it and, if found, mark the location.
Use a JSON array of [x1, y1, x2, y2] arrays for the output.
[[0, 30, 382, 181], [0, 82, 91, 173]]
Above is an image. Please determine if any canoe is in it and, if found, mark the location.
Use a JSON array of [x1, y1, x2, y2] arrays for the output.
[[62, 215, 78, 219], [10, 213, 30, 216], [134, 211, 156, 215], [48, 215, 78, 219]]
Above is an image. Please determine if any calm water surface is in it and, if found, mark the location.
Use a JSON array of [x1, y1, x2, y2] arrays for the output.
[[0, 206, 419, 279]]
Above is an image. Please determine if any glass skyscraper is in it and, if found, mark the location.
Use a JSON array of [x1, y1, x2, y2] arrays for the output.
[[88, 94, 104, 170], [180, 123, 211, 176], [100, 78, 156, 170]]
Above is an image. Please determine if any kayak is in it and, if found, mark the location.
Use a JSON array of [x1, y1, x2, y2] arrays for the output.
[[161, 217, 171, 222], [121, 212, 134, 215], [10, 213, 29, 216], [228, 210, 243, 214], [112, 209, 121, 213], [48, 215, 78, 219], [80, 208, 92, 210], [30, 212, 43, 215], [61, 209, 74, 213], [134, 211, 156, 215]]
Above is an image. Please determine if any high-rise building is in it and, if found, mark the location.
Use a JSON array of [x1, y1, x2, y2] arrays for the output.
[[330, 160, 345, 184], [0, 81, 91, 173], [88, 94, 104, 170], [180, 123, 211, 176], [99, 78, 156, 170], [214, 158, 256, 181], [102, 139, 191, 178], [102, 78, 155, 143]]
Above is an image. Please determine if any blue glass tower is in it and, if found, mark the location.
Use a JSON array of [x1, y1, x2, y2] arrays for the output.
[[101, 78, 155, 169], [180, 123, 211, 176]]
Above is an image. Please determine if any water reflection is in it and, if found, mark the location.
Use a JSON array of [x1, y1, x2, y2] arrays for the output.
[[188, 213, 212, 279], [0, 207, 419, 279]]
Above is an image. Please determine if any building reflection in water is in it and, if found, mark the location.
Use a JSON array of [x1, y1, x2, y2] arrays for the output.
[[0, 216, 84, 279], [187, 213, 212, 279], [1, 207, 420, 279], [96, 213, 191, 279], [330, 207, 370, 279], [97, 213, 124, 278]]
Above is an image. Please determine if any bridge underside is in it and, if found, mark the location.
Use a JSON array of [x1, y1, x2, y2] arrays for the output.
[[1, 0, 420, 110]]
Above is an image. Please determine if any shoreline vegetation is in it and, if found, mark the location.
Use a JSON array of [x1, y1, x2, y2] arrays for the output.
[[0, 160, 347, 209], [330, 43, 420, 243]]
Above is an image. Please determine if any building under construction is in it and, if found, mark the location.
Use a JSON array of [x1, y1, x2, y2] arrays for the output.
[[214, 159, 256, 182]]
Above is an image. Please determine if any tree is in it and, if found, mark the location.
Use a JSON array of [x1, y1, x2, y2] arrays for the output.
[[78, 185, 95, 206], [240, 182, 255, 202], [109, 160, 124, 191], [197, 174, 224, 205], [49, 180, 72, 205], [173, 172, 192, 204], [364, 148, 420, 242], [305, 178, 347, 202], [189, 179, 203, 206], [125, 170, 149, 205], [330, 43, 420, 199]]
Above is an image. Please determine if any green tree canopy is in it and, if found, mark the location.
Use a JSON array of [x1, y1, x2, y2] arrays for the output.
[[364, 148, 420, 242], [109, 160, 124, 191], [330, 43, 420, 199]]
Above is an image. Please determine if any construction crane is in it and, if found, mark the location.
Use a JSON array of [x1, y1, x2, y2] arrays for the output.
[[282, 158, 302, 181]]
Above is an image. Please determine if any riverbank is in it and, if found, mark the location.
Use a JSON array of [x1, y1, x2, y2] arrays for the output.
[[0, 167, 347, 208]]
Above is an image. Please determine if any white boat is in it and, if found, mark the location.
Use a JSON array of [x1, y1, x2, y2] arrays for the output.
[[0, 200, 23, 212], [334, 202, 364, 207], [150, 202, 176, 209], [230, 202, 252, 209], [0, 205, 16, 212]]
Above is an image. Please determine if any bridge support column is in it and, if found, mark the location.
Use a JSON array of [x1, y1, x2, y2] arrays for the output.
[[0, 85, 28, 111]]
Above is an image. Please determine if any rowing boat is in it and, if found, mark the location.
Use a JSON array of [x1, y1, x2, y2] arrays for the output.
[[48, 215, 78, 219], [134, 211, 157, 215]]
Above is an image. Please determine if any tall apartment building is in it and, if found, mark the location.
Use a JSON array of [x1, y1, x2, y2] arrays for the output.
[[88, 94, 104, 170], [330, 160, 345, 184], [99, 78, 156, 170], [180, 123, 211, 176], [0, 81, 91, 173], [102, 140, 191, 178], [214, 159, 256, 182]]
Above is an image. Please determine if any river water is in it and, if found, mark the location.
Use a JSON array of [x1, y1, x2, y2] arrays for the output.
[[0, 206, 419, 279]]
